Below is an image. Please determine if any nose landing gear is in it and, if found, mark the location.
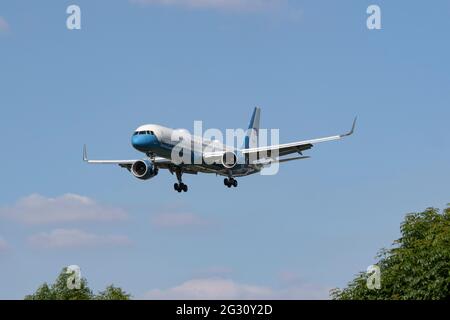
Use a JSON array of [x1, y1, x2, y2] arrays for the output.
[[224, 177, 238, 188]]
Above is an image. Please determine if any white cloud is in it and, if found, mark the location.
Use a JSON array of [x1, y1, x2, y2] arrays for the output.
[[129, 0, 282, 12], [0, 17, 9, 33], [144, 278, 272, 300], [144, 278, 331, 300], [0, 194, 128, 224], [151, 212, 210, 229], [28, 229, 131, 249]]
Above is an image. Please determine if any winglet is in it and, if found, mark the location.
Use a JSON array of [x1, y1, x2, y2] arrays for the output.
[[341, 116, 357, 137], [83, 144, 88, 162]]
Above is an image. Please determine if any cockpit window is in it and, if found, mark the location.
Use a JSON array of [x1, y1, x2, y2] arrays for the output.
[[134, 130, 155, 135]]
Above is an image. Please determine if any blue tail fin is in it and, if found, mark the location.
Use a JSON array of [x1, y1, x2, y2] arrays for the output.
[[245, 107, 261, 149]]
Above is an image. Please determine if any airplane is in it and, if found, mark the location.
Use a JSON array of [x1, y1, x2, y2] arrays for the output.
[[83, 108, 356, 193]]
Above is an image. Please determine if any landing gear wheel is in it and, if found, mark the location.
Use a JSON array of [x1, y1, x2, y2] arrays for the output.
[[174, 182, 188, 193], [224, 178, 237, 188]]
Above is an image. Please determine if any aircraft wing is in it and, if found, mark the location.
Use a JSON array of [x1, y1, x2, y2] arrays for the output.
[[241, 117, 357, 158], [252, 156, 311, 166], [83, 145, 171, 168], [82, 145, 205, 175]]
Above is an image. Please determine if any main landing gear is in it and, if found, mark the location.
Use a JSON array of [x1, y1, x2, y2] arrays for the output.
[[174, 182, 188, 193], [174, 168, 188, 193], [224, 177, 238, 188]]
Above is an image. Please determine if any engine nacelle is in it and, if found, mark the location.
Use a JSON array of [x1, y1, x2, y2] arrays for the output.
[[221, 151, 238, 169], [131, 160, 158, 180], [203, 151, 238, 169]]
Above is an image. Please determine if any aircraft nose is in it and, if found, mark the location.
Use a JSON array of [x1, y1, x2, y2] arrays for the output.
[[132, 134, 159, 152]]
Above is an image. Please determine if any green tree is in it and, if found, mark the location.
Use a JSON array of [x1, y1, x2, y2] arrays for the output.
[[25, 268, 131, 300], [96, 285, 131, 300], [331, 205, 450, 300], [24, 283, 56, 300]]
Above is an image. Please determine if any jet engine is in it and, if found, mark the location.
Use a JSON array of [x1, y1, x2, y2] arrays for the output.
[[131, 160, 158, 180], [221, 151, 238, 169], [203, 151, 238, 169]]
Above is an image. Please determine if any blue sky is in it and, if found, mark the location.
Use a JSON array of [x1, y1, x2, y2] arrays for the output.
[[0, 0, 449, 299]]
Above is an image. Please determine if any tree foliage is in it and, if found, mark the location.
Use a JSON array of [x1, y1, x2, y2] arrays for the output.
[[25, 267, 131, 300], [331, 205, 450, 300], [96, 285, 131, 300]]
